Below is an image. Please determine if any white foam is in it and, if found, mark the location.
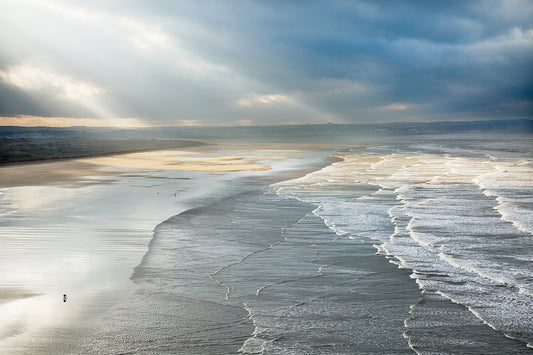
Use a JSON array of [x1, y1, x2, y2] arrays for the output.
[[275, 146, 533, 347]]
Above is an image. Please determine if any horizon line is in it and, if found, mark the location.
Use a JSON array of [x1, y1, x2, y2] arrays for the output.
[[0, 118, 531, 130]]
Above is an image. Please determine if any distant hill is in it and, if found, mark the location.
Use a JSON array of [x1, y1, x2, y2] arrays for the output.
[[0, 138, 205, 164]]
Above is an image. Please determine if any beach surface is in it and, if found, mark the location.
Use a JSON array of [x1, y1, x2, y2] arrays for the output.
[[0, 141, 333, 354], [2, 132, 531, 354]]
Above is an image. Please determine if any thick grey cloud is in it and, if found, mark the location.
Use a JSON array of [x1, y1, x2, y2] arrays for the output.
[[0, 0, 531, 126]]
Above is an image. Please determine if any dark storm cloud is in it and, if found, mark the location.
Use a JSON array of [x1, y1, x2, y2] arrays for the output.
[[0, 0, 531, 126]]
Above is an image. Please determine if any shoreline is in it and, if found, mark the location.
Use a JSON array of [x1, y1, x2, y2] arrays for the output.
[[0, 141, 337, 353], [0, 141, 343, 188]]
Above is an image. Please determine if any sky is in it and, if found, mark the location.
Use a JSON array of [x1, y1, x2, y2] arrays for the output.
[[0, 0, 532, 127]]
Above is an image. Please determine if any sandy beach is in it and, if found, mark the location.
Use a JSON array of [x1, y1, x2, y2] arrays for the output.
[[0, 142, 332, 354]]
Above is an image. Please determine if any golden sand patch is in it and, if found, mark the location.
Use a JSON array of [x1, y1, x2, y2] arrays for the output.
[[79, 150, 292, 172]]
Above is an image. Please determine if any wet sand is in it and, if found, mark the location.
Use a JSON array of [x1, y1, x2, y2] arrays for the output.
[[85, 189, 419, 353], [78, 150, 292, 172], [0, 288, 42, 306], [0, 160, 115, 188], [0, 141, 336, 188], [0, 142, 334, 354]]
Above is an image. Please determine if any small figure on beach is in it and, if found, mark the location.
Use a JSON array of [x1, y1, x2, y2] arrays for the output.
[[63, 294, 67, 303]]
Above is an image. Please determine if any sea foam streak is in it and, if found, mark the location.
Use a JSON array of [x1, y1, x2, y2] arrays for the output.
[[274, 140, 533, 350]]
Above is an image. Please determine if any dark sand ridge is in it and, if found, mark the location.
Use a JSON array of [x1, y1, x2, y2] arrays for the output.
[[0, 138, 207, 165], [0, 139, 208, 187]]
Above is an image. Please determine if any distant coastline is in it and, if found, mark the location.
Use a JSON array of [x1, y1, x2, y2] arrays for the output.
[[1, 119, 531, 140], [1, 119, 531, 165], [0, 138, 206, 165]]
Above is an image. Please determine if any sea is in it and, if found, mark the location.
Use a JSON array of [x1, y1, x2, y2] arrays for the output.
[[1, 124, 532, 354]]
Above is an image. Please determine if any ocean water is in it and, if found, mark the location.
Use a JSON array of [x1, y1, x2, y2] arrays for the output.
[[2, 132, 532, 354], [274, 133, 533, 353], [87, 132, 532, 354]]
